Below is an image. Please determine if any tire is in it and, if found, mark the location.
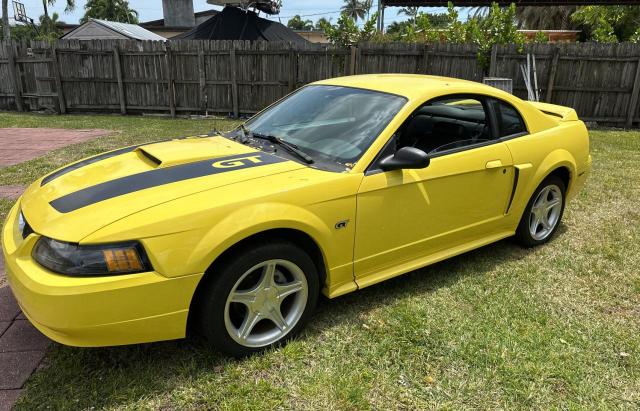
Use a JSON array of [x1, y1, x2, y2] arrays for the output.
[[194, 240, 319, 357], [515, 175, 566, 247]]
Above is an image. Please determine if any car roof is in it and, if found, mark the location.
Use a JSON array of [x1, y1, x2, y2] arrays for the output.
[[312, 74, 495, 100]]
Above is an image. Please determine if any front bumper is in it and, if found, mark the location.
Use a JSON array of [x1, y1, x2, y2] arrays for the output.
[[2, 202, 203, 347]]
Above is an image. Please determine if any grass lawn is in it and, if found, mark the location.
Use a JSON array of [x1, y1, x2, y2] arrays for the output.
[[1, 113, 638, 410]]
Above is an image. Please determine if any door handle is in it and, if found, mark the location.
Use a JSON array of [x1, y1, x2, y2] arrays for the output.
[[485, 160, 503, 169]]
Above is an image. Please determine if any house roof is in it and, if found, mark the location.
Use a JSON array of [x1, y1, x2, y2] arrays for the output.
[[175, 6, 307, 43], [62, 19, 166, 41]]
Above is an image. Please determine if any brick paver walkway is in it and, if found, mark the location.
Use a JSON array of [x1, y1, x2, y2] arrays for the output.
[[0, 127, 113, 409], [0, 187, 26, 201], [0, 287, 50, 410], [0, 128, 111, 166]]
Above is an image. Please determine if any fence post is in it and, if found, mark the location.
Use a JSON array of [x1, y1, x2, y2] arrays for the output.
[[288, 47, 297, 92], [7, 43, 24, 112], [545, 47, 560, 103], [350, 45, 357, 75], [165, 44, 176, 117], [489, 44, 498, 77], [198, 45, 206, 112], [625, 56, 640, 128], [422, 44, 430, 74], [112, 45, 126, 115], [230, 47, 239, 118], [51, 46, 66, 114]]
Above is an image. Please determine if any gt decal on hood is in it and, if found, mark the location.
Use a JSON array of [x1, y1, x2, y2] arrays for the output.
[[49, 153, 286, 213]]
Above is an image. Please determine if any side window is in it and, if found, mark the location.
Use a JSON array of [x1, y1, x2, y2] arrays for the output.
[[491, 99, 527, 137], [397, 96, 493, 155]]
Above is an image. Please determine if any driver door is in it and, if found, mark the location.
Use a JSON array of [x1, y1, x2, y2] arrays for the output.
[[354, 95, 515, 286]]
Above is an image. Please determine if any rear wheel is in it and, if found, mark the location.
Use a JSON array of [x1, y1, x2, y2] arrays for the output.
[[195, 240, 319, 357], [515, 176, 566, 247]]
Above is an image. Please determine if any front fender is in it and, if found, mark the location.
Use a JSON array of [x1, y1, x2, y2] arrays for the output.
[[187, 202, 332, 274]]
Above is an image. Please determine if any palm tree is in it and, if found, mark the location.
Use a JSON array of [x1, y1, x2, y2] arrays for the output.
[[42, 0, 75, 19], [81, 0, 138, 24], [399, 6, 420, 27], [315, 17, 331, 30], [341, 0, 367, 22], [516, 6, 578, 30]]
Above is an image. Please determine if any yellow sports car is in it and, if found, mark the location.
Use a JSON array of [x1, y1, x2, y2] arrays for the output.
[[3, 74, 591, 356]]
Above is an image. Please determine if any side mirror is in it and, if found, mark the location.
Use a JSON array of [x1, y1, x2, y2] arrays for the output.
[[379, 147, 430, 171]]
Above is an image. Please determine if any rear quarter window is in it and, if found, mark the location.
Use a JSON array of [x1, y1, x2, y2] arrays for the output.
[[492, 100, 527, 137]]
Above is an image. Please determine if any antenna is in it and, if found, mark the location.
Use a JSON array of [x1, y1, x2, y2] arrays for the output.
[[207, 1, 281, 15]]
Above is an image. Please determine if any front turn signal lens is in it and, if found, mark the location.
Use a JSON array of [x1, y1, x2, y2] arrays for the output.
[[103, 248, 144, 272]]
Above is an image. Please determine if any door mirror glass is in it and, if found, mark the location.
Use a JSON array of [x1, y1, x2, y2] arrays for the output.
[[379, 147, 430, 171]]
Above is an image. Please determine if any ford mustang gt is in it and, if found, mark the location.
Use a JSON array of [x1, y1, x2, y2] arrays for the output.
[[2, 74, 591, 356]]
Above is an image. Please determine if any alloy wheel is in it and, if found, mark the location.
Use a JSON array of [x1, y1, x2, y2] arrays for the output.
[[224, 259, 308, 348], [529, 184, 563, 241]]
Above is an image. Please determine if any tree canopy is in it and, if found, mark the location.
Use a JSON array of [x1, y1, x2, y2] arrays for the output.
[[81, 0, 138, 24], [287, 15, 313, 31]]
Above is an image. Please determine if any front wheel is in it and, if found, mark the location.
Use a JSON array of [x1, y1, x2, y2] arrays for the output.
[[515, 176, 566, 247], [195, 241, 319, 357]]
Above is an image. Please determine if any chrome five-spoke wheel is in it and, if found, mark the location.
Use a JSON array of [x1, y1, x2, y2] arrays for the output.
[[224, 259, 308, 348], [528, 184, 563, 241]]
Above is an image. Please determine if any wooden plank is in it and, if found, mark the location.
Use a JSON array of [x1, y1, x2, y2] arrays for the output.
[[350, 46, 357, 75], [625, 56, 640, 128], [14, 57, 54, 63], [230, 47, 239, 118], [489, 44, 498, 77], [422, 45, 431, 74], [545, 47, 560, 103], [288, 48, 297, 92], [7, 44, 24, 111], [112, 46, 126, 115], [165, 45, 176, 117], [51, 46, 67, 114], [198, 46, 206, 111]]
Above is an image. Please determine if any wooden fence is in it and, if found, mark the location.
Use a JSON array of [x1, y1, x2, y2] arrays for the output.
[[2, 39, 640, 126]]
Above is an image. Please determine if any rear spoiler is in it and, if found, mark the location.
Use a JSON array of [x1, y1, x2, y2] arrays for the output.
[[528, 101, 579, 122]]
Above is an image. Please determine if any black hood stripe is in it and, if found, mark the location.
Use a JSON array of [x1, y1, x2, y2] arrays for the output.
[[41, 145, 142, 186], [40, 136, 210, 186], [49, 153, 287, 213]]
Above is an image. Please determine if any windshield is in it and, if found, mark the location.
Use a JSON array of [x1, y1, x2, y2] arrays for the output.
[[244, 85, 406, 167]]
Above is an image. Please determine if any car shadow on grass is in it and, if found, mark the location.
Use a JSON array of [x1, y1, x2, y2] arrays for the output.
[[18, 233, 551, 410]]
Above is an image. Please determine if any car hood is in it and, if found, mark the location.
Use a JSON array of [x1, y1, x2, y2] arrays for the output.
[[20, 136, 306, 242]]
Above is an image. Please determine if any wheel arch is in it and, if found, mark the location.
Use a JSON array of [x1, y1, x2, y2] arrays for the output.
[[529, 149, 576, 198], [186, 225, 329, 335]]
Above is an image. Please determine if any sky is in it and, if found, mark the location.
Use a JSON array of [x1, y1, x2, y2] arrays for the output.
[[12, 0, 451, 27]]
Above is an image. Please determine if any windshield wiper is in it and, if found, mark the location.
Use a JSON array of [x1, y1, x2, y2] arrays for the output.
[[250, 131, 314, 164]]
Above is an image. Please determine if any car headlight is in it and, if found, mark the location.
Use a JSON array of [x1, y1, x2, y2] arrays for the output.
[[32, 237, 152, 276]]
